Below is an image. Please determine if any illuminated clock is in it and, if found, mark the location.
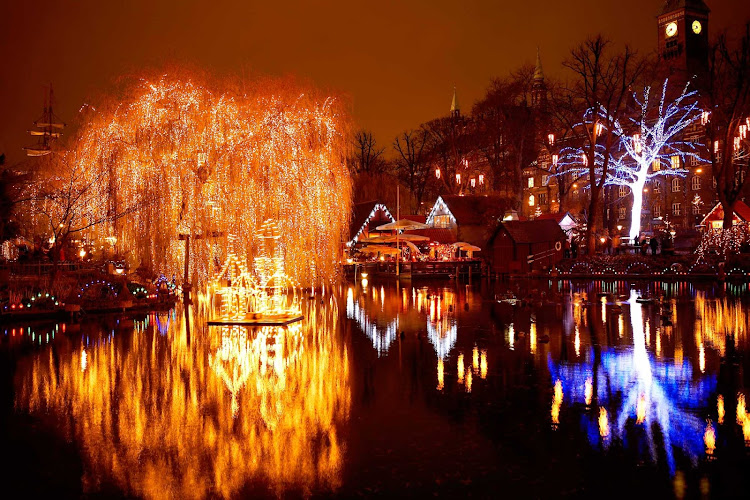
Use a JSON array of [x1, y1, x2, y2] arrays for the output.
[[665, 22, 678, 37], [692, 20, 702, 34]]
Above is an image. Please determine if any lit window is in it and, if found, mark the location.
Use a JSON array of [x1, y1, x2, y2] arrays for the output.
[[692, 204, 700, 215], [478, 174, 484, 185], [652, 159, 661, 172], [672, 178, 681, 192], [690, 155, 698, 166], [433, 215, 453, 228], [672, 202, 681, 216], [653, 181, 661, 193], [670, 155, 680, 169], [529, 194, 535, 206], [653, 205, 661, 217], [471, 178, 476, 188], [539, 193, 548, 205], [456, 173, 461, 184], [528, 177, 535, 188], [692, 176, 701, 190], [618, 185, 628, 197], [619, 206, 626, 219]]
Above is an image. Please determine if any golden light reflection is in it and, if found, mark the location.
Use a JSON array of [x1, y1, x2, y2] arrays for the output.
[[472, 345, 479, 373], [636, 394, 647, 424], [530, 323, 537, 354], [15, 300, 350, 498], [718, 395, 725, 424], [437, 359, 444, 391], [695, 292, 748, 357], [738, 394, 747, 426], [508, 323, 515, 350], [457, 353, 465, 384], [551, 379, 563, 428], [480, 350, 487, 380], [599, 407, 610, 438], [585, 378, 593, 406], [704, 421, 716, 457], [465, 370, 473, 393], [574, 325, 580, 357]]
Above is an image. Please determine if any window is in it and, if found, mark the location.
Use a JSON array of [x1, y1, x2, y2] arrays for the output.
[[653, 181, 661, 193], [542, 175, 549, 186], [672, 203, 681, 216], [692, 204, 700, 215], [618, 185, 628, 197], [670, 155, 680, 169], [528, 177, 535, 188], [654, 205, 662, 217], [528, 194, 535, 206], [619, 206, 626, 219], [692, 176, 701, 190], [433, 215, 453, 228], [690, 155, 698, 167], [652, 159, 661, 172], [672, 178, 681, 192], [539, 193, 548, 205]]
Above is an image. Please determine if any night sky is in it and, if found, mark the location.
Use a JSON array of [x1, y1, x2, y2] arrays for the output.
[[1, 0, 749, 165]]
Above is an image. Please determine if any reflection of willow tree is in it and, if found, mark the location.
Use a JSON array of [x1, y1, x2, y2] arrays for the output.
[[55, 72, 352, 287], [694, 291, 748, 356], [549, 290, 717, 474], [15, 299, 350, 498]]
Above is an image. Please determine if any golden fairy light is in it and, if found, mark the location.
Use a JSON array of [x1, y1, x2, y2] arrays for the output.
[[551, 379, 563, 427], [717, 395, 725, 424], [599, 407, 610, 438], [37, 73, 352, 288]]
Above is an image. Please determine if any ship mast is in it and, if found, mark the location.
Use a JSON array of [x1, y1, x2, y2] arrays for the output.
[[24, 85, 65, 157]]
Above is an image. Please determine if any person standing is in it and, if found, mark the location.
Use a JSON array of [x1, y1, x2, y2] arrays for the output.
[[650, 237, 658, 256]]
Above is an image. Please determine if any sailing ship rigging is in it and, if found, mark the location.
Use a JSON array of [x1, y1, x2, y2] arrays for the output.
[[24, 85, 65, 157]]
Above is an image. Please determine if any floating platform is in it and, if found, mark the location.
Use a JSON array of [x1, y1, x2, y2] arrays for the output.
[[208, 314, 304, 326]]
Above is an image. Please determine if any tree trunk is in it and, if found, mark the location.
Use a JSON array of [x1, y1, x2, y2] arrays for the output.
[[721, 197, 734, 229], [586, 194, 600, 256]]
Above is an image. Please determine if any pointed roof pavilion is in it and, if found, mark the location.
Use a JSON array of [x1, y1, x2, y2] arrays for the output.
[[534, 47, 545, 83]]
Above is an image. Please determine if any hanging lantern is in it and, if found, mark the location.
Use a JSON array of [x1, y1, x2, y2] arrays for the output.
[[478, 174, 484, 185], [582, 153, 588, 166], [701, 111, 710, 126], [633, 133, 642, 154], [552, 154, 558, 166], [456, 173, 461, 184], [435, 167, 441, 179], [548, 133, 555, 146], [471, 178, 476, 188], [714, 140, 719, 153]]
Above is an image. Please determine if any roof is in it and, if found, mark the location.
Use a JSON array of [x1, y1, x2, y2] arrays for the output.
[[700, 200, 750, 226], [435, 195, 512, 226], [410, 227, 457, 244], [349, 201, 394, 241], [535, 212, 570, 224], [493, 219, 566, 245], [401, 214, 427, 224], [661, 0, 710, 15]]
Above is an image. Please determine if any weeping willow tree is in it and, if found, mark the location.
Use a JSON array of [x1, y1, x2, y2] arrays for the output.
[[51, 72, 352, 288]]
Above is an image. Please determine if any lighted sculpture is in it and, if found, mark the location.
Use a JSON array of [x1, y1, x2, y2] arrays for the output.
[[209, 220, 303, 325]]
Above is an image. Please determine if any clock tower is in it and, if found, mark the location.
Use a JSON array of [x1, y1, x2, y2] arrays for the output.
[[657, 0, 710, 78]]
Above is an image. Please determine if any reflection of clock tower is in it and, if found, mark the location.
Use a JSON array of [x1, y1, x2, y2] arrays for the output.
[[657, 0, 710, 77]]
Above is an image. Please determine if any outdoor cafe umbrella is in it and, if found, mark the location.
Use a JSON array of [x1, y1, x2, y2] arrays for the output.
[[376, 219, 429, 231], [381, 234, 429, 243], [360, 245, 401, 255], [452, 242, 481, 251]]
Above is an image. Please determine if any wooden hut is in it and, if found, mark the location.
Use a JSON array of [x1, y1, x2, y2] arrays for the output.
[[487, 219, 566, 274]]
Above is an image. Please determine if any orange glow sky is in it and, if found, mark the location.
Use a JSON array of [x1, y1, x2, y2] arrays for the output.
[[1, 0, 749, 165]]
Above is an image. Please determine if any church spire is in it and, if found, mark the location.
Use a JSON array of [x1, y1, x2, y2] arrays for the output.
[[532, 48, 547, 109], [534, 47, 545, 83], [450, 86, 460, 117]]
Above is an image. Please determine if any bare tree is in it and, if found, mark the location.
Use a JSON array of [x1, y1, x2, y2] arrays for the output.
[[393, 129, 431, 212], [351, 130, 386, 175], [472, 65, 538, 205], [422, 114, 475, 196], [559, 36, 648, 254], [702, 24, 750, 228]]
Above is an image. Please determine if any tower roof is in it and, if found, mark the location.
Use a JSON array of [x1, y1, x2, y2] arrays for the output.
[[534, 47, 545, 83], [450, 86, 459, 113], [661, 0, 710, 15]]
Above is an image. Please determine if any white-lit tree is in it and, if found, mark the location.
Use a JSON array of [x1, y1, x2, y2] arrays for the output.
[[555, 80, 703, 242], [607, 80, 703, 241]]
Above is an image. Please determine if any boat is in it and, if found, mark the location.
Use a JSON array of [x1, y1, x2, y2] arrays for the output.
[[23, 85, 65, 157]]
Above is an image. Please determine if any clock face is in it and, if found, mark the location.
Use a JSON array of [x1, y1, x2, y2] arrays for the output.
[[665, 22, 678, 37], [692, 20, 702, 34]]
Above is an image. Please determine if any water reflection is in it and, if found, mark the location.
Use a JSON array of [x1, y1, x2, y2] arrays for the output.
[[14, 299, 350, 498]]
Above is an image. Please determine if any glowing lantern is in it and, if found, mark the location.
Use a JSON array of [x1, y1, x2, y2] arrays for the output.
[[701, 111, 710, 125], [633, 133, 642, 154], [715, 140, 720, 153], [455, 173, 461, 184], [552, 154, 558, 166], [478, 174, 484, 185], [548, 133, 555, 145], [435, 167, 441, 179], [470, 178, 476, 188]]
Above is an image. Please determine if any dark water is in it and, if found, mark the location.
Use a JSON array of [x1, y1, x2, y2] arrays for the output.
[[2, 279, 750, 498]]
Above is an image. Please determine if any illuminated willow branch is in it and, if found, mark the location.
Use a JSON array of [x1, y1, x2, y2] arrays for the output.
[[66, 74, 352, 287]]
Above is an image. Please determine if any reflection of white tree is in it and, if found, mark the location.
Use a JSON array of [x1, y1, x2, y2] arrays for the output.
[[426, 293, 457, 360], [549, 289, 716, 474], [346, 287, 397, 356]]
